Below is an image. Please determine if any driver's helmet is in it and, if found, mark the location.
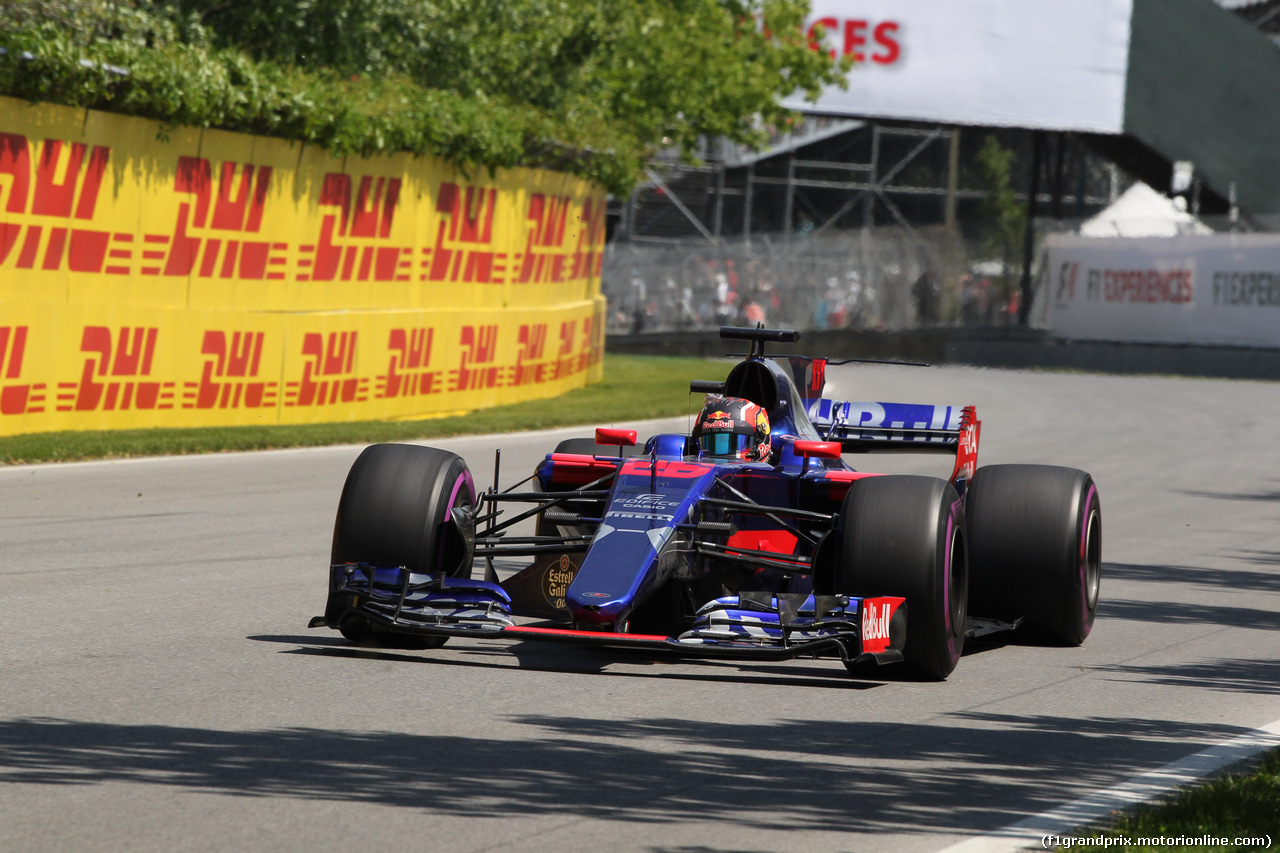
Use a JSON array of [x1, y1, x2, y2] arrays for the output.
[[694, 396, 771, 461]]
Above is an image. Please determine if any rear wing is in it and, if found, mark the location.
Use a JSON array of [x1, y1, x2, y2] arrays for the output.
[[809, 399, 981, 491]]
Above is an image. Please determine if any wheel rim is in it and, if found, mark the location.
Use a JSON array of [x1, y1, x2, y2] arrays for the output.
[[947, 521, 967, 640], [436, 469, 476, 576], [1083, 507, 1101, 611]]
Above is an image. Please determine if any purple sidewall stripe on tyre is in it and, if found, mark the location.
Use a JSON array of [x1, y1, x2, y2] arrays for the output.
[[1079, 483, 1098, 626], [435, 469, 476, 571]]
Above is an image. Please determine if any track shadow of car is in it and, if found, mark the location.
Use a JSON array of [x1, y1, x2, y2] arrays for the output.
[[1183, 486, 1280, 502], [1095, 657, 1280, 695], [1104, 562, 1280, 593], [0, 713, 1250, 839], [272, 640, 886, 690], [1099, 598, 1280, 631], [251, 633, 1012, 688]]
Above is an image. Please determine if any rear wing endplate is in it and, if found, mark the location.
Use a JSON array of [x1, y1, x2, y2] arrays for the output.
[[809, 399, 981, 490]]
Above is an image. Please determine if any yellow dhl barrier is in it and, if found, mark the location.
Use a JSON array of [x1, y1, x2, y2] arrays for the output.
[[0, 300, 605, 434], [0, 96, 608, 436], [0, 98, 606, 313]]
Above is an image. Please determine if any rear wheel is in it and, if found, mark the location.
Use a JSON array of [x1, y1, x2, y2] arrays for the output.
[[329, 444, 476, 649], [966, 465, 1101, 646], [551, 437, 645, 457], [834, 475, 967, 680]]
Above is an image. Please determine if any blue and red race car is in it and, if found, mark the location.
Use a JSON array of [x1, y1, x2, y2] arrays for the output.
[[310, 326, 1101, 680]]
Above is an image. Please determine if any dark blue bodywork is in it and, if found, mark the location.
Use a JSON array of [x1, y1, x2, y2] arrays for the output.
[[314, 343, 978, 664]]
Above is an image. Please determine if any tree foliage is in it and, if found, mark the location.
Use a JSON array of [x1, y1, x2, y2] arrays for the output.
[[975, 135, 1026, 294], [0, 0, 846, 193]]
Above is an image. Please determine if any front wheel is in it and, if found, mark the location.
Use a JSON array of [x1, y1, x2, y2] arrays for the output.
[[833, 475, 967, 680], [328, 443, 476, 649], [966, 465, 1101, 646]]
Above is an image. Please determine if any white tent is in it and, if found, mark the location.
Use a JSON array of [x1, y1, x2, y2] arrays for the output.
[[1080, 181, 1213, 237]]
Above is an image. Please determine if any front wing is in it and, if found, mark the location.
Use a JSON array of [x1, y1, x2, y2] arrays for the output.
[[310, 563, 907, 666]]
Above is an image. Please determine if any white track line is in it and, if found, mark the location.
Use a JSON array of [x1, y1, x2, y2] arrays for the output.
[[939, 717, 1280, 853]]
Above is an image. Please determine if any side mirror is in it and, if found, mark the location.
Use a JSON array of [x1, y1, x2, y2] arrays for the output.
[[793, 440, 841, 460], [595, 427, 638, 447]]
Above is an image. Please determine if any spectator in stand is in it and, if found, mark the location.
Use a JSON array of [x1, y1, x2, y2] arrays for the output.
[[959, 275, 977, 325], [978, 277, 994, 324], [912, 269, 939, 325]]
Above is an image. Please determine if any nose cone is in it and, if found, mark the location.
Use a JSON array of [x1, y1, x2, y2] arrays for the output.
[[565, 525, 666, 629]]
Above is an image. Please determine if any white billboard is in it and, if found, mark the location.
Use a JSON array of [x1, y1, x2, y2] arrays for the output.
[[1045, 233, 1280, 348], [784, 0, 1134, 133]]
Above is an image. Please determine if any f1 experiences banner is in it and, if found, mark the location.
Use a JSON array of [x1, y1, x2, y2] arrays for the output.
[[784, 0, 1133, 133], [0, 97, 607, 436], [1045, 233, 1280, 348]]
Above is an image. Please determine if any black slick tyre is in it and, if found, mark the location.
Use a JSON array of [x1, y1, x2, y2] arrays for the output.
[[329, 443, 476, 649], [966, 465, 1101, 646], [551, 437, 644, 457], [537, 437, 640, 534], [835, 475, 967, 680]]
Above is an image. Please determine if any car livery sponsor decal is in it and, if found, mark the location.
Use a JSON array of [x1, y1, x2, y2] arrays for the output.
[[859, 596, 904, 653], [618, 458, 714, 479], [616, 493, 682, 512], [606, 510, 675, 521], [542, 553, 578, 611], [948, 405, 981, 485]]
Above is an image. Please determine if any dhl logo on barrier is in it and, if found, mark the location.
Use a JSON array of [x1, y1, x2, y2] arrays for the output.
[[56, 326, 172, 413], [0, 97, 607, 312], [0, 326, 43, 416], [0, 136, 111, 273], [189, 331, 274, 409], [517, 195, 607, 284], [0, 299, 607, 435], [0, 97, 607, 437]]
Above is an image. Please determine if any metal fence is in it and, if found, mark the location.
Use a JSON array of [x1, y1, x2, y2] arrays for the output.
[[602, 226, 1046, 335]]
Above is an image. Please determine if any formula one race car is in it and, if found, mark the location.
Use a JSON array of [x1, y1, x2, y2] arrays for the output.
[[310, 326, 1101, 679]]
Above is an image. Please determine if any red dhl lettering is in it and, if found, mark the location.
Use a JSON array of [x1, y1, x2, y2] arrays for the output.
[[509, 323, 549, 387], [286, 331, 367, 407], [308, 173, 405, 282], [0, 135, 109, 219], [0, 325, 44, 415], [452, 325, 501, 391], [438, 183, 495, 244], [183, 331, 274, 410], [557, 320, 575, 356], [0, 135, 113, 272], [379, 328, 440, 398], [569, 198, 606, 280], [517, 193, 572, 284], [53, 326, 169, 412], [426, 183, 499, 284], [170, 157, 271, 233], [161, 158, 288, 280]]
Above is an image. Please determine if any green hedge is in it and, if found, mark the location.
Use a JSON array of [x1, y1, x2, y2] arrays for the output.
[[0, 0, 845, 194]]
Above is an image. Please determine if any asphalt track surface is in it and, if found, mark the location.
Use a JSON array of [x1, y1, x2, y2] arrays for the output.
[[1, 363, 1278, 853]]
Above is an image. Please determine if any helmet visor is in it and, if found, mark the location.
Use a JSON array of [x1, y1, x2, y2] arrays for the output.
[[698, 431, 753, 458]]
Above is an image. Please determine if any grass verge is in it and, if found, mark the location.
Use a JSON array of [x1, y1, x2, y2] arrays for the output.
[[0, 354, 727, 465], [1065, 747, 1280, 851]]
